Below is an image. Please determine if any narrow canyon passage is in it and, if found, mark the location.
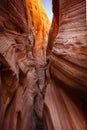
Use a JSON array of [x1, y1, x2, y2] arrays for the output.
[[0, 0, 87, 130]]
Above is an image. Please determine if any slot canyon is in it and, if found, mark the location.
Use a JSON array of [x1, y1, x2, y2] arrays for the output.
[[0, 0, 87, 130]]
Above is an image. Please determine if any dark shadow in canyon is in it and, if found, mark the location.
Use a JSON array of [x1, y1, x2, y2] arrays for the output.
[[0, 0, 87, 130]]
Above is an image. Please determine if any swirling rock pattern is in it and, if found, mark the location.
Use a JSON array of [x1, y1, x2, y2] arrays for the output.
[[0, 0, 46, 130], [45, 0, 87, 129], [0, 0, 87, 130]]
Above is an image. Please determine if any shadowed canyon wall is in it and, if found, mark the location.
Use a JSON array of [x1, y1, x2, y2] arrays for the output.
[[0, 0, 87, 130], [44, 0, 87, 130], [0, 0, 49, 130]]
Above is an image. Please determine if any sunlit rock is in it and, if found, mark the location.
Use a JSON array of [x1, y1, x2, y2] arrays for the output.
[[26, 0, 51, 92]]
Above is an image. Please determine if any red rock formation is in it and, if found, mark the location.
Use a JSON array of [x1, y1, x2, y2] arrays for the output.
[[45, 0, 87, 129], [26, 0, 50, 93], [0, 0, 87, 130], [0, 0, 44, 130], [26, 0, 50, 51]]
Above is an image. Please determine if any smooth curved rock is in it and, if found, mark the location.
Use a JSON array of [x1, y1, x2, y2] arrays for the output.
[[0, 0, 44, 130], [45, 0, 87, 129], [0, 0, 87, 130]]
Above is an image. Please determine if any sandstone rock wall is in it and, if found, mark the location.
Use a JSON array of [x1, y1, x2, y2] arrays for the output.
[[26, 0, 50, 92], [26, 0, 50, 53], [45, 0, 87, 129], [0, 0, 44, 130], [0, 0, 87, 130]]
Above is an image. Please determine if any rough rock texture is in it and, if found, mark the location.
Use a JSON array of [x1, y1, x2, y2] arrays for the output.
[[26, 0, 50, 53], [26, 0, 50, 92], [0, 0, 45, 130], [45, 0, 87, 129], [0, 0, 87, 130]]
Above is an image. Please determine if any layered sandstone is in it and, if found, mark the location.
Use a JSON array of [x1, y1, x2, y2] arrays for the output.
[[26, 0, 50, 52], [45, 0, 87, 130], [0, 0, 87, 130], [26, 0, 50, 92], [0, 0, 45, 130]]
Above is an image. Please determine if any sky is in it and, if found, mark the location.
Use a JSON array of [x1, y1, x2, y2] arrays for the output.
[[42, 0, 53, 21]]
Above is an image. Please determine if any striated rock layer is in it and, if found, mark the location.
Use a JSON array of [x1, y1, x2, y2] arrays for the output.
[[0, 0, 46, 130], [26, 0, 50, 52], [45, 0, 87, 130], [0, 0, 87, 130], [26, 0, 50, 92]]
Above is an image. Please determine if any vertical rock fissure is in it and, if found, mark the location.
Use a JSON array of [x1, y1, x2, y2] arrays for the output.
[[0, 0, 87, 130]]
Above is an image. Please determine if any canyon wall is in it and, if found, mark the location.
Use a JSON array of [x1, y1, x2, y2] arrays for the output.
[[26, 0, 50, 92], [0, 0, 87, 130], [26, 0, 50, 52], [45, 0, 87, 129], [0, 0, 49, 129]]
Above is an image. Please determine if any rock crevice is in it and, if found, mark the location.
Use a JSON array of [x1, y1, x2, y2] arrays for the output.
[[0, 0, 87, 130]]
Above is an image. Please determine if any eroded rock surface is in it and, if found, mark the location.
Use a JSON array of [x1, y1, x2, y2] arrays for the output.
[[26, 0, 50, 92], [0, 0, 87, 130], [0, 0, 45, 130], [45, 0, 87, 130]]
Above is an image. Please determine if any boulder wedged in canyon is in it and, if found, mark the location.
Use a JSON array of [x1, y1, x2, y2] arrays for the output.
[[44, 0, 87, 129]]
